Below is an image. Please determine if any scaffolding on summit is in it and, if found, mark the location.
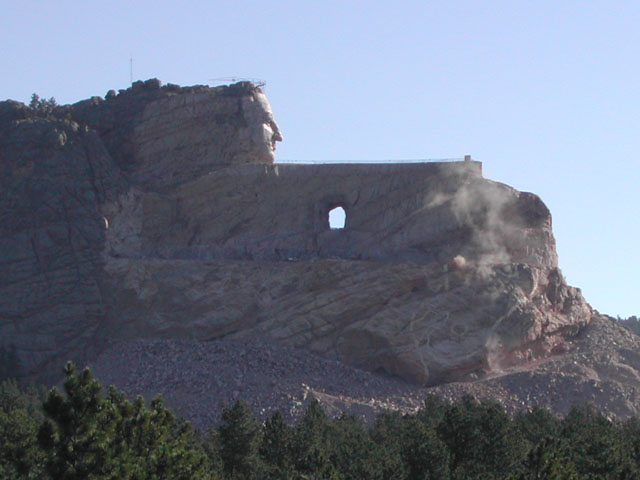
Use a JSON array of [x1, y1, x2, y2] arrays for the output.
[[209, 77, 267, 89]]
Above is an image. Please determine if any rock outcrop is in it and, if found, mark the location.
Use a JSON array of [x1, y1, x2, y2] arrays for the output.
[[1, 79, 593, 390]]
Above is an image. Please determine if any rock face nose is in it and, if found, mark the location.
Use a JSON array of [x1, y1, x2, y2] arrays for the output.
[[0, 79, 592, 385], [68, 79, 282, 190]]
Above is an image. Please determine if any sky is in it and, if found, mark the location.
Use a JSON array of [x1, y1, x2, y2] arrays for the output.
[[1, 1, 638, 317]]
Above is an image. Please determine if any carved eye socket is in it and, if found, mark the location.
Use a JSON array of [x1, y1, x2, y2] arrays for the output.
[[328, 206, 346, 229]]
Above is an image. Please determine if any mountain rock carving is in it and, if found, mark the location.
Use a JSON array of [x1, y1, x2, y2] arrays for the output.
[[3, 80, 623, 419]]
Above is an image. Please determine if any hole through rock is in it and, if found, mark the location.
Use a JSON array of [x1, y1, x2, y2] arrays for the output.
[[328, 206, 346, 229]]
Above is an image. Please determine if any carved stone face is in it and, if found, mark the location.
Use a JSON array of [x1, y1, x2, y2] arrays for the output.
[[241, 91, 282, 163]]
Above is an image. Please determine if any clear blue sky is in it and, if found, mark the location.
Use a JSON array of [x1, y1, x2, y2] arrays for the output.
[[2, 1, 638, 317]]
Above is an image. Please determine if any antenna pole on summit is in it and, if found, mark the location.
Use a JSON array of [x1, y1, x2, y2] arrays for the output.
[[130, 55, 133, 85]]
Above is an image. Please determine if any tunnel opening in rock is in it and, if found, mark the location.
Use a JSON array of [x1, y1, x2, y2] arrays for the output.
[[328, 206, 346, 230]]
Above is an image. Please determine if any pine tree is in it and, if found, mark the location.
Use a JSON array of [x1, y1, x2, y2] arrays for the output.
[[0, 405, 46, 478], [560, 403, 637, 478], [329, 413, 384, 480], [513, 437, 578, 480], [401, 416, 449, 480], [370, 411, 407, 480], [437, 395, 525, 478], [218, 400, 263, 479], [37, 362, 114, 479], [291, 400, 336, 478], [260, 410, 295, 478], [37, 362, 213, 480], [514, 406, 560, 447], [29, 93, 57, 115]]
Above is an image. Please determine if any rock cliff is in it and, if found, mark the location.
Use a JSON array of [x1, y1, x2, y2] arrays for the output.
[[0, 79, 596, 393]]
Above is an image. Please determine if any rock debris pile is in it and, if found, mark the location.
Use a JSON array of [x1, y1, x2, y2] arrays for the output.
[[90, 337, 421, 429], [91, 314, 640, 430]]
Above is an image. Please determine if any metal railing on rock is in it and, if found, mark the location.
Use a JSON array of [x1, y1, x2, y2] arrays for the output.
[[275, 156, 472, 164]]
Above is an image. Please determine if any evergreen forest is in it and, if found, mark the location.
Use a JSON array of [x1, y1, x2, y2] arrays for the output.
[[2, 362, 640, 479]]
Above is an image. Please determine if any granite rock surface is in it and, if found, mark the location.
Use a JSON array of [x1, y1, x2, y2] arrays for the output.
[[0, 79, 604, 399]]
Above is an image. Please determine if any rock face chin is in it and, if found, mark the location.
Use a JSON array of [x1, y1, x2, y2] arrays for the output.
[[1, 79, 592, 388]]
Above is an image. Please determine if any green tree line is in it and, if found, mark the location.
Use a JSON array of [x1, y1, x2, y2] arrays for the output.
[[2, 363, 640, 479]]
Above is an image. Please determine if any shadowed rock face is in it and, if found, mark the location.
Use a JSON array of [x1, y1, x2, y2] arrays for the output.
[[0, 104, 126, 377], [0, 79, 592, 386]]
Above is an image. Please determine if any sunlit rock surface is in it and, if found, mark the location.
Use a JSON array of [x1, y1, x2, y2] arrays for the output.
[[0, 79, 597, 392]]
